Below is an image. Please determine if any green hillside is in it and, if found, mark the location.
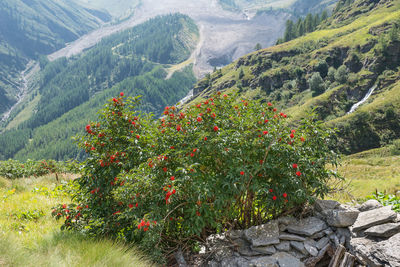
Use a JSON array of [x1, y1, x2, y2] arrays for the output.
[[0, 14, 199, 161], [191, 0, 400, 155], [0, 0, 110, 115]]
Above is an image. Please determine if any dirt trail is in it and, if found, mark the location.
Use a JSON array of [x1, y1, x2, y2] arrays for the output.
[[1, 61, 39, 123]]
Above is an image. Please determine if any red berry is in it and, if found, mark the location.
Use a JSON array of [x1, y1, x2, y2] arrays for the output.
[[272, 196, 277, 201], [240, 171, 244, 175], [120, 92, 124, 96], [292, 163, 298, 169], [283, 193, 287, 198], [170, 176, 175, 181], [213, 126, 219, 132], [296, 171, 301, 176]]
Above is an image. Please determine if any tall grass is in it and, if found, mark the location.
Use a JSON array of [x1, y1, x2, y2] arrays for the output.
[[0, 174, 155, 267], [330, 152, 400, 202]]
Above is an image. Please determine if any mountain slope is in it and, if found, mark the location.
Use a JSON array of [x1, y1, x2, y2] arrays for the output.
[[0, 0, 110, 116], [189, 0, 400, 154], [0, 14, 199, 160], [49, 0, 339, 79]]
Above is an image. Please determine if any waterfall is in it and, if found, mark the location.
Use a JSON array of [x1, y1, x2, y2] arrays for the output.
[[347, 84, 377, 114]]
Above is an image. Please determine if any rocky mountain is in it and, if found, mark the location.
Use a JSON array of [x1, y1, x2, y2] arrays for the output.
[[0, 0, 110, 116], [52, 0, 338, 78], [189, 0, 400, 154]]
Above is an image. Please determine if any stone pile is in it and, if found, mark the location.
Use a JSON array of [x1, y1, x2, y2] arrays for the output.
[[349, 201, 400, 267], [195, 199, 400, 267]]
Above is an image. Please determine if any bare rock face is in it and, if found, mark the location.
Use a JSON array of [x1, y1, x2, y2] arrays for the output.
[[352, 206, 397, 232], [286, 217, 328, 236]]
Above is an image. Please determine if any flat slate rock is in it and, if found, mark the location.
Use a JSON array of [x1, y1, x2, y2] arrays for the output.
[[373, 233, 400, 267], [290, 241, 308, 255], [304, 242, 318, 257], [248, 256, 279, 267], [252, 245, 276, 255], [279, 233, 306, 242], [326, 209, 359, 227], [316, 237, 330, 250], [286, 217, 328, 236], [244, 220, 280, 247], [275, 240, 290, 251], [270, 252, 305, 267], [359, 199, 383, 212], [365, 222, 400, 238], [352, 206, 397, 232], [238, 245, 263, 257]]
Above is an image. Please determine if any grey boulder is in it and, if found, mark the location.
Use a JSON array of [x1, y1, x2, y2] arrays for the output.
[[326, 208, 359, 227]]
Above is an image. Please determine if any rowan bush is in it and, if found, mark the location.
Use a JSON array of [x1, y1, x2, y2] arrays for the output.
[[53, 92, 340, 262]]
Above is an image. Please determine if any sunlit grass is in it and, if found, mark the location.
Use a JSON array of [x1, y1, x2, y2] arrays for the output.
[[330, 153, 400, 203], [0, 174, 155, 267]]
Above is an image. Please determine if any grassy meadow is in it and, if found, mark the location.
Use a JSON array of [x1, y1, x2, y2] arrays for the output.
[[0, 174, 154, 267], [330, 141, 400, 202], [0, 142, 399, 266]]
